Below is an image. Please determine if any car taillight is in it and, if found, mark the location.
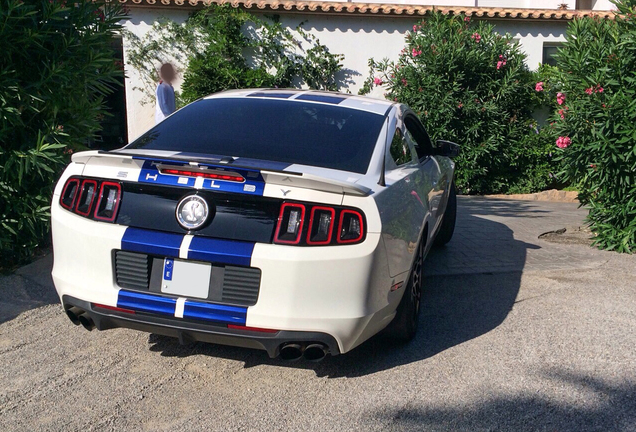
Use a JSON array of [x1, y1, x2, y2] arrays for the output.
[[274, 203, 306, 244], [75, 179, 98, 216], [60, 178, 80, 210], [59, 177, 122, 223], [307, 206, 335, 245], [94, 182, 122, 222], [337, 210, 364, 244], [274, 202, 365, 246]]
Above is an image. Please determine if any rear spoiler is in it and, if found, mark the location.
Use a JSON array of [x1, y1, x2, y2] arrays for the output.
[[71, 150, 372, 197], [260, 171, 371, 197]]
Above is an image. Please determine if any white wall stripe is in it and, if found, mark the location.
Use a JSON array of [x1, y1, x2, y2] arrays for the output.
[[179, 235, 193, 259], [175, 298, 186, 319]]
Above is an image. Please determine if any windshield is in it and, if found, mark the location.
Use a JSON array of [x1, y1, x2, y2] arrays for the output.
[[125, 98, 385, 174]]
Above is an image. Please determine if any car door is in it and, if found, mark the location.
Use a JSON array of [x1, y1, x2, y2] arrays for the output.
[[403, 112, 448, 239], [375, 108, 436, 277]]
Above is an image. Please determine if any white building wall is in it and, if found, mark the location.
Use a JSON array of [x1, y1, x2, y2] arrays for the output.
[[593, 0, 616, 10], [122, 8, 568, 140]]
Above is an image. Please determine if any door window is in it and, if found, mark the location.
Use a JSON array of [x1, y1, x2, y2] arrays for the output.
[[388, 128, 417, 168]]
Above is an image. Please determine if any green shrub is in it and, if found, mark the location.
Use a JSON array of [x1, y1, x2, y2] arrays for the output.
[[0, 0, 125, 267], [360, 11, 554, 195], [552, 5, 636, 253], [124, 5, 345, 106]]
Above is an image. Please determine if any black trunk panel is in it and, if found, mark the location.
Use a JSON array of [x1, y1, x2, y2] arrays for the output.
[[116, 183, 280, 243]]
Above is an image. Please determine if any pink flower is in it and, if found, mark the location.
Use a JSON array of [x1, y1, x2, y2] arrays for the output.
[[496, 61, 503, 70], [585, 87, 594, 95], [412, 48, 422, 56], [373, 77, 383, 86], [535, 82, 544, 92], [596, 86, 604, 93], [471, 33, 481, 43], [401, 78, 408, 86], [558, 109, 565, 120], [413, 24, 418, 31], [556, 136, 571, 149], [557, 92, 566, 105], [464, 16, 471, 22], [458, 102, 463, 108]]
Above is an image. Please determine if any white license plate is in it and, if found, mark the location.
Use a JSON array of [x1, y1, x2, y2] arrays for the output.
[[161, 258, 211, 299]]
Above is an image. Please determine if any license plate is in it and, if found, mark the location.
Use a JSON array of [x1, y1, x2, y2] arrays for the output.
[[161, 258, 211, 299]]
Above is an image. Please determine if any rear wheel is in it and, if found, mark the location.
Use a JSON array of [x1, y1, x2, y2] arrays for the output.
[[384, 237, 424, 342], [434, 184, 457, 247]]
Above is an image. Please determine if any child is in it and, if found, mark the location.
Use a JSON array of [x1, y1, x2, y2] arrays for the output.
[[155, 63, 176, 124]]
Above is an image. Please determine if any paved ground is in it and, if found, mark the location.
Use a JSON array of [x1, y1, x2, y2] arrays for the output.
[[1, 197, 635, 431]]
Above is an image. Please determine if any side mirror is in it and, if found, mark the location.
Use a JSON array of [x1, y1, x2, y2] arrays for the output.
[[435, 140, 460, 158]]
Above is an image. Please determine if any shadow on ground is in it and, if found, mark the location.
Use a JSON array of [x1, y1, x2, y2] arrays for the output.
[[0, 255, 58, 324], [148, 201, 541, 378], [374, 369, 636, 431]]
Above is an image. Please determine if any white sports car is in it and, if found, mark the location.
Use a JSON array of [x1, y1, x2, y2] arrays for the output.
[[51, 89, 458, 361]]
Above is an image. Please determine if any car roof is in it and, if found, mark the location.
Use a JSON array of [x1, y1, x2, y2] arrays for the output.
[[203, 89, 395, 116]]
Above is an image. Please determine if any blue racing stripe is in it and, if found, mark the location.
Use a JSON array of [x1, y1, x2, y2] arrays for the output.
[[117, 290, 177, 315], [121, 227, 183, 258], [188, 237, 254, 267], [183, 300, 247, 325]]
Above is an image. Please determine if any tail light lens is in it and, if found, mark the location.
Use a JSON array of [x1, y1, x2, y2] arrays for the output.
[[274, 203, 306, 244], [75, 179, 98, 216], [94, 182, 122, 221], [274, 202, 365, 246], [60, 178, 80, 210], [59, 177, 122, 223], [337, 210, 364, 244], [307, 207, 335, 245]]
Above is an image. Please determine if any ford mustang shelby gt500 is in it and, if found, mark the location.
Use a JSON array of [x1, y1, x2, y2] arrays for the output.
[[51, 89, 458, 361]]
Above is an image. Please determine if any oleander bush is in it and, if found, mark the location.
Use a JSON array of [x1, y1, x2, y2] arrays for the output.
[[124, 5, 346, 107], [551, 3, 636, 253], [360, 11, 557, 195], [0, 0, 125, 267]]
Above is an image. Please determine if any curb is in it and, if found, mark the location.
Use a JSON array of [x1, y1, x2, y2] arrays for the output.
[[483, 189, 579, 203]]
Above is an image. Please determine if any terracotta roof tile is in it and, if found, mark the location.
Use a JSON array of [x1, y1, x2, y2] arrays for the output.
[[121, 0, 615, 20]]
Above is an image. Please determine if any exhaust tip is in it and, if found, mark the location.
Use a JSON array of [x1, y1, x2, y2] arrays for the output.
[[65, 307, 84, 325], [279, 343, 304, 361], [78, 313, 95, 331], [304, 344, 327, 362]]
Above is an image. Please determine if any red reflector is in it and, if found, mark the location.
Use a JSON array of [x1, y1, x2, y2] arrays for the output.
[[161, 168, 244, 183], [390, 281, 404, 292], [227, 324, 278, 333], [93, 304, 135, 314]]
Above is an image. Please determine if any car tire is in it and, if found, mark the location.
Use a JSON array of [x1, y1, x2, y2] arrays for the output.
[[384, 237, 424, 343], [433, 183, 457, 247]]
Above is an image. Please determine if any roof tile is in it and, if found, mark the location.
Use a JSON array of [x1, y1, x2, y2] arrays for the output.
[[122, 0, 616, 21]]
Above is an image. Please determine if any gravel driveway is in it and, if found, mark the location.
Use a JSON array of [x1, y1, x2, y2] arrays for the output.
[[1, 197, 634, 431]]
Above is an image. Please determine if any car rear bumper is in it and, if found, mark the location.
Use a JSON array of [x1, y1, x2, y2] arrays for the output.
[[62, 296, 340, 358], [52, 202, 400, 355]]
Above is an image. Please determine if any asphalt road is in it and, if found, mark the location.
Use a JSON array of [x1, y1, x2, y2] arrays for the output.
[[1, 198, 635, 431]]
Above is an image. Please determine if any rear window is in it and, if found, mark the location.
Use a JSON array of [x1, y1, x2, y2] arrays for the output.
[[126, 98, 386, 174]]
